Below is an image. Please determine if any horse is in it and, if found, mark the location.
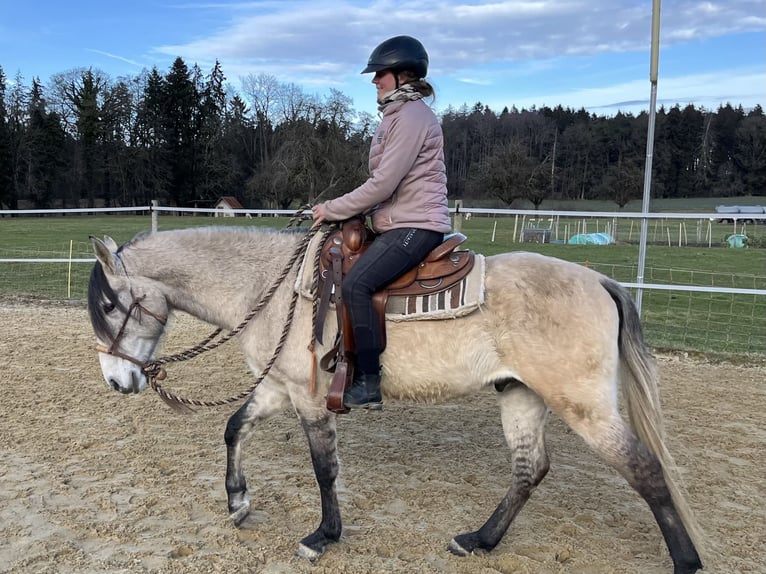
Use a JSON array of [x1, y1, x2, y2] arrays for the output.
[[86, 224, 704, 574]]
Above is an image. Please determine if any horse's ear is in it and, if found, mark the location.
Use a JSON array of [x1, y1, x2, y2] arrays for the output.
[[102, 235, 119, 252], [90, 235, 118, 274]]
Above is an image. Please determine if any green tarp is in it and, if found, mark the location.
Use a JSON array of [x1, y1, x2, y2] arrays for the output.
[[567, 233, 614, 245], [726, 234, 748, 248]]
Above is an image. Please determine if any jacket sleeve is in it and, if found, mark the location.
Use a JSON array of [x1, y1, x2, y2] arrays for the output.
[[322, 107, 428, 221]]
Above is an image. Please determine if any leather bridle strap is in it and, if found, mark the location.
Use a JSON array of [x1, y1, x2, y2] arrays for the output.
[[95, 292, 168, 367], [94, 343, 147, 367]]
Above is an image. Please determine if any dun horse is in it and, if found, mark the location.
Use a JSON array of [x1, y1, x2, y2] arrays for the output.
[[87, 225, 703, 573]]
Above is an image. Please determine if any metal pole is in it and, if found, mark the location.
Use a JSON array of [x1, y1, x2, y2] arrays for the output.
[[151, 199, 158, 233], [635, 0, 661, 314]]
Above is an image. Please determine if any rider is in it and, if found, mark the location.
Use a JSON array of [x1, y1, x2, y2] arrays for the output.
[[312, 35, 451, 410]]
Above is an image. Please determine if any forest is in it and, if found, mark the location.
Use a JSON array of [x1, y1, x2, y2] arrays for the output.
[[1, 57, 764, 211]]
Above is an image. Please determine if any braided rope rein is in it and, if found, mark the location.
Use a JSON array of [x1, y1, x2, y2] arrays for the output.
[[143, 212, 334, 413]]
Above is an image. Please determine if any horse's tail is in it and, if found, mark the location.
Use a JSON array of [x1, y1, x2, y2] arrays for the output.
[[601, 278, 704, 553]]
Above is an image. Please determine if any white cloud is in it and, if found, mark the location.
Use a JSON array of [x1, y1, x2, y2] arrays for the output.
[[457, 77, 494, 86], [90, 0, 759, 116], [481, 67, 765, 115], [151, 0, 764, 86]]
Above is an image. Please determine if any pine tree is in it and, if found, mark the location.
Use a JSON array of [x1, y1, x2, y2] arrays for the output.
[[0, 66, 14, 208], [735, 106, 766, 197], [198, 60, 229, 200], [68, 69, 105, 207], [132, 68, 171, 204], [163, 57, 200, 205], [26, 78, 66, 207]]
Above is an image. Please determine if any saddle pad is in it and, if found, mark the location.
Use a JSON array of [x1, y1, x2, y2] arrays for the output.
[[294, 231, 485, 321]]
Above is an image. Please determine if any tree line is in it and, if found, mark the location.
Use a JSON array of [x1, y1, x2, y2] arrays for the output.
[[1, 58, 764, 211]]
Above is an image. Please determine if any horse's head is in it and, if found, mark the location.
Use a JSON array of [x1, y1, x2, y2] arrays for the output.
[[88, 235, 169, 394]]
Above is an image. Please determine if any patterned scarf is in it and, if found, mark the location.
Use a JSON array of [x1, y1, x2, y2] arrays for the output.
[[377, 83, 424, 112]]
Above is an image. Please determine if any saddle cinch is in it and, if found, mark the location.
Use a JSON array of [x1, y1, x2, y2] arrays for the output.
[[314, 217, 475, 413]]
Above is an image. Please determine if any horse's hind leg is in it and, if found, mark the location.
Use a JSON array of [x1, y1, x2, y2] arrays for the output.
[[561, 409, 702, 574], [224, 380, 290, 525], [450, 381, 549, 555]]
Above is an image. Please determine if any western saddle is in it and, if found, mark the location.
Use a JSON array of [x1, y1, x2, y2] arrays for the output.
[[314, 217, 475, 413]]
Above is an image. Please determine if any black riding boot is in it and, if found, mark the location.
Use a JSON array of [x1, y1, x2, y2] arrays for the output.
[[343, 373, 382, 411]]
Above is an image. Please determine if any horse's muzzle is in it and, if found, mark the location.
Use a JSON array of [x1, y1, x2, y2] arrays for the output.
[[108, 375, 141, 394]]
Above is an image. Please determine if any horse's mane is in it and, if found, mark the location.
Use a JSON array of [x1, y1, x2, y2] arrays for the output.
[[128, 225, 305, 248], [119, 229, 150, 251]]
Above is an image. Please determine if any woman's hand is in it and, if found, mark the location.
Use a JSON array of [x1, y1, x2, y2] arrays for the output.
[[311, 203, 328, 227]]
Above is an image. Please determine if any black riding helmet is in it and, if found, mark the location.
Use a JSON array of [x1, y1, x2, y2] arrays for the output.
[[361, 35, 429, 79]]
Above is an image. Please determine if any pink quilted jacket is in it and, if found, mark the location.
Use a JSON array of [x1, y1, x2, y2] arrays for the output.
[[323, 98, 451, 234]]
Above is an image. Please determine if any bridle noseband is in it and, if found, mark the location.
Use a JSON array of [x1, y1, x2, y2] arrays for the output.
[[95, 291, 168, 369]]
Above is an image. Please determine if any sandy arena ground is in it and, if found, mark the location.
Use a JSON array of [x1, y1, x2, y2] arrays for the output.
[[0, 301, 764, 574]]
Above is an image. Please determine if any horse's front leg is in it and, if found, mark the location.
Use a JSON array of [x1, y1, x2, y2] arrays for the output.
[[224, 380, 290, 525], [295, 410, 342, 560]]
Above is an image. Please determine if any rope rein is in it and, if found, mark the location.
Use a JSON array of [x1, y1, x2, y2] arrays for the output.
[[142, 205, 335, 413]]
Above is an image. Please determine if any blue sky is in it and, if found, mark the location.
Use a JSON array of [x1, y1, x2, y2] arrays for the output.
[[1, 0, 763, 118]]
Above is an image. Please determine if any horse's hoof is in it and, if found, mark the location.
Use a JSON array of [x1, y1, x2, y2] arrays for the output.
[[674, 561, 703, 574], [228, 500, 251, 527], [295, 542, 324, 561], [296, 529, 338, 561], [448, 538, 471, 556]]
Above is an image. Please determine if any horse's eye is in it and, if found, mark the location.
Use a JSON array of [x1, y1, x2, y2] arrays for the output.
[[103, 302, 116, 314]]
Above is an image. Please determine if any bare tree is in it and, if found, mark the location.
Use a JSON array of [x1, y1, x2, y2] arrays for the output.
[[240, 73, 279, 164]]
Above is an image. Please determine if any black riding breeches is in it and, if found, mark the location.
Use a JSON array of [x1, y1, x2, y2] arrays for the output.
[[342, 227, 444, 376]]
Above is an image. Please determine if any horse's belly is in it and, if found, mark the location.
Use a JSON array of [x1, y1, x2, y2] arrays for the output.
[[380, 313, 499, 402]]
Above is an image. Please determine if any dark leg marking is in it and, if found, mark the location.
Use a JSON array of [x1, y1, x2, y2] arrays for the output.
[[295, 415, 342, 560], [618, 434, 702, 574], [224, 400, 253, 525], [451, 381, 549, 555]]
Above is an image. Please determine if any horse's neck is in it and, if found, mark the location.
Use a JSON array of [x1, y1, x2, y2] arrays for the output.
[[128, 228, 298, 328]]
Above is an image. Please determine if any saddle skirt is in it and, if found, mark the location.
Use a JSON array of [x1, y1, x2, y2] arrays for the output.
[[294, 223, 486, 323]]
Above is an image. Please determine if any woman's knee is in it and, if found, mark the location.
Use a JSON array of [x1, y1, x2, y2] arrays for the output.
[[341, 274, 371, 303]]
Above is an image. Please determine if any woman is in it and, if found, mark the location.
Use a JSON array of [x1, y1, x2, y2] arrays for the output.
[[312, 35, 451, 410]]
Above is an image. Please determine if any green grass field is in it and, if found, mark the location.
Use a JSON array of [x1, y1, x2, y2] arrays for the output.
[[1, 212, 764, 355]]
